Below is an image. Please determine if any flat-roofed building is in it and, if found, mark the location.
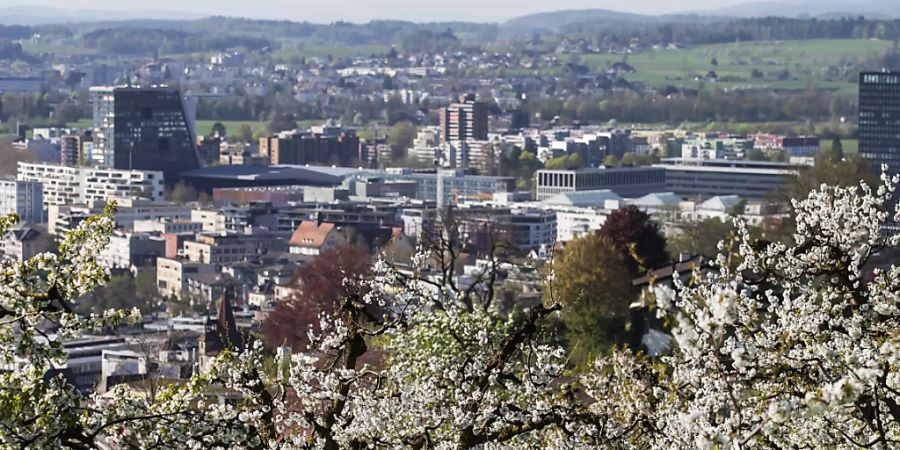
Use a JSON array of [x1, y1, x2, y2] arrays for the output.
[[654, 158, 798, 200], [535, 167, 666, 201], [183, 233, 287, 265], [48, 199, 191, 236], [17, 162, 163, 208], [156, 257, 216, 297]]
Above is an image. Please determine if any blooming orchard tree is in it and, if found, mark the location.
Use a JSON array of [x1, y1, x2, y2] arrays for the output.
[[0, 204, 141, 448], [4, 172, 900, 449]]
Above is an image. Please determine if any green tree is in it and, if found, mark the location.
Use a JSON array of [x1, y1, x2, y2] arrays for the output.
[[211, 122, 227, 137], [135, 268, 162, 313], [785, 148, 875, 203], [387, 121, 417, 151], [165, 181, 198, 203], [545, 234, 633, 366], [603, 155, 619, 167], [545, 153, 583, 170], [666, 217, 736, 258], [237, 124, 254, 143], [620, 152, 657, 166], [500, 149, 542, 189], [747, 148, 767, 161], [77, 273, 158, 315], [268, 113, 297, 134], [831, 138, 844, 160]]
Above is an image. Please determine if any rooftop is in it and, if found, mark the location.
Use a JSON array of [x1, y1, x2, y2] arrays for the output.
[[541, 189, 623, 207]]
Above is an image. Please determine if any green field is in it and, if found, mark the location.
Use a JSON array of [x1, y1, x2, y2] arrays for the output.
[[576, 39, 892, 92], [194, 120, 269, 137], [821, 138, 859, 154]]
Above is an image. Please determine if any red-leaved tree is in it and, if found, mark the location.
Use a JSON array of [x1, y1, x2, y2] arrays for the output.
[[261, 245, 371, 350], [598, 205, 670, 275]]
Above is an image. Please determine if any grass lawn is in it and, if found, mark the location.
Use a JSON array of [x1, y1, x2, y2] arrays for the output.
[[194, 120, 269, 137], [821, 138, 859, 154], [577, 39, 891, 91]]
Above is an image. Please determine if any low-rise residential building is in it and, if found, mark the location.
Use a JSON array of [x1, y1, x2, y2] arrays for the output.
[[288, 221, 348, 256], [191, 209, 226, 234], [48, 199, 192, 236], [133, 218, 203, 234], [156, 257, 216, 297], [99, 231, 167, 269], [1, 226, 49, 261], [183, 233, 287, 265], [493, 210, 557, 253]]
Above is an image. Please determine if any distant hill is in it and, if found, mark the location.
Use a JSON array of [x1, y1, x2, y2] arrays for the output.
[[703, 0, 900, 19], [0, 5, 203, 25], [500, 9, 730, 36]]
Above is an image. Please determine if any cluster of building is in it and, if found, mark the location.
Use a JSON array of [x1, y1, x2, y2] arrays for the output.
[[16, 64, 900, 397]]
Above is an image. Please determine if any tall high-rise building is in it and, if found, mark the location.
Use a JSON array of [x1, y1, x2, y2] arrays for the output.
[[859, 71, 900, 173], [440, 94, 488, 143], [90, 86, 200, 179], [60, 135, 80, 166]]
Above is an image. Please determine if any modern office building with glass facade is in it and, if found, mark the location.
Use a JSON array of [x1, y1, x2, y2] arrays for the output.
[[860, 71, 900, 173], [90, 86, 200, 179]]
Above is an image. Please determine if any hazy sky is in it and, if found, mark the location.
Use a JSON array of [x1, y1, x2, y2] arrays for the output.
[[1, 0, 754, 23]]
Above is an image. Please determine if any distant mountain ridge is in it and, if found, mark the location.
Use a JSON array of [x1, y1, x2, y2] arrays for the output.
[[704, 0, 900, 18], [0, 5, 204, 25], [2, 2, 900, 36], [500, 9, 726, 35]]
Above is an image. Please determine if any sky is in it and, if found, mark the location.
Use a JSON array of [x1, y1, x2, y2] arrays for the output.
[[0, 0, 754, 23]]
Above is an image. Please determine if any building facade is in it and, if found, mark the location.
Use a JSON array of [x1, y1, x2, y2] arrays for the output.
[[0, 178, 44, 223], [655, 159, 798, 200], [17, 162, 164, 207], [48, 199, 191, 236], [860, 71, 900, 173], [156, 257, 216, 297], [440, 94, 488, 143], [535, 167, 667, 201], [90, 86, 200, 178], [259, 129, 360, 166], [99, 232, 167, 269]]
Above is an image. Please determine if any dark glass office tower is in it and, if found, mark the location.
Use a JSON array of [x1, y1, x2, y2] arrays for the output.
[[859, 71, 900, 174], [90, 86, 200, 180]]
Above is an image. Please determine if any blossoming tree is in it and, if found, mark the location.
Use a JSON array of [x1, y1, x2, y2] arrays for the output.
[[3, 172, 900, 449]]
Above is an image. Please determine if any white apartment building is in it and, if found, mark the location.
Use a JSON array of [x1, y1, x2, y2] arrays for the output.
[[409, 126, 441, 165], [156, 257, 215, 297], [556, 210, 608, 242], [0, 178, 44, 223], [191, 209, 226, 234], [48, 198, 192, 236], [133, 218, 203, 234], [17, 162, 164, 208]]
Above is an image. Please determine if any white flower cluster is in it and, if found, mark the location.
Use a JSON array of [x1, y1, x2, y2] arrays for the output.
[[6, 172, 900, 449]]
